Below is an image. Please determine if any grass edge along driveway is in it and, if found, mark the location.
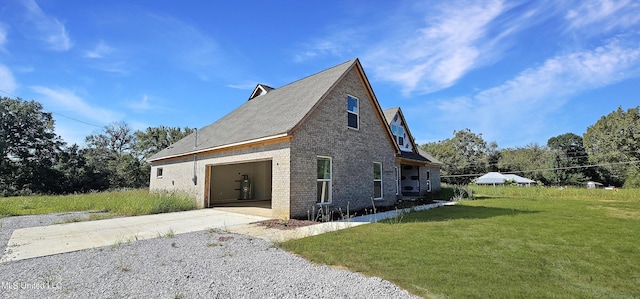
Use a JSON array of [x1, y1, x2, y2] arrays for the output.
[[281, 188, 640, 298]]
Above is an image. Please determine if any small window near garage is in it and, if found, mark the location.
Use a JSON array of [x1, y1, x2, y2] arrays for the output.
[[373, 162, 382, 199], [156, 167, 163, 178], [317, 157, 332, 204], [347, 95, 359, 129]]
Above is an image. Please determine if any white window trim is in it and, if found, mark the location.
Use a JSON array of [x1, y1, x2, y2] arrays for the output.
[[373, 162, 383, 200], [317, 156, 332, 205], [347, 95, 359, 130], [156, 167, 163, 179]]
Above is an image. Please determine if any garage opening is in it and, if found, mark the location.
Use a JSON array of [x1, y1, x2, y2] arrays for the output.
[[207, 160, 272, 211]]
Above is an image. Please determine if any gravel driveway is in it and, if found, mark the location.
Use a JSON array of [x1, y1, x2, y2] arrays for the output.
[[0, 213, 419, 298]]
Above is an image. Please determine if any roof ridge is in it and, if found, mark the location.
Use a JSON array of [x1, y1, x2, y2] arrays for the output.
[[273, 59, 357, 90]]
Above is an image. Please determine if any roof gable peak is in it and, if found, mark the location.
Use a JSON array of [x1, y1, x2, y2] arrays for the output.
[[248, 84, 275, 101]]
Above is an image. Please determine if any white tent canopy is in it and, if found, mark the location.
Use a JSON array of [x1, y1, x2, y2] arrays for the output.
[[475, 172, 536, 186]]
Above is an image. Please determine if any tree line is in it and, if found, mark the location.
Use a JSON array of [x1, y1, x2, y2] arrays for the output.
[[421, 107, 640, 188], [3, 96, 639, 196], [1, 96, 194, 196]]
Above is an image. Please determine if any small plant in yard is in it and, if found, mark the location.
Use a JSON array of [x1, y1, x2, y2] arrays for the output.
[[40, 266, 62, 286], [112, 238, 124, 249], [116, 255, 132, 272], [165, 228, 175, 238]]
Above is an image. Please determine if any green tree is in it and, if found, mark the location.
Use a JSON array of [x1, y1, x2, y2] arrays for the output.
[[497, 144, 553, 184], [583, 106, 640, 187], [422, 129, 498, 184], [0, 97, 64, 196], [85, 122, 147, 189], [546, 133, 590, 185], [135, 126, 195, 160]]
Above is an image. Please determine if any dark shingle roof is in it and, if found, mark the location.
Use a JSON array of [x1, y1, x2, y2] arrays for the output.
[[150, 59, 357, 161], [417, 148, 443, 165], [382, 107, 399, 125]]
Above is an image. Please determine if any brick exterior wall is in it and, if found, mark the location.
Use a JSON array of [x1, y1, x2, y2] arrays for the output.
[[150, 142, 291, 217], [289, 67, 398, 218], [149, 65, 429, 219], [427, 165, 442, 192]]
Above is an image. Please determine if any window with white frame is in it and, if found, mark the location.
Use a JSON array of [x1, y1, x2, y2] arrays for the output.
[[317, 157, 332, 203], [374, 162, 382, 199], [156, 167, 163, 178], [347, 95, 359, 129]]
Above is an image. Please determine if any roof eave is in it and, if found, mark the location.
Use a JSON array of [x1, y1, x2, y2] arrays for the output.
[[149, 133, 290, 163]]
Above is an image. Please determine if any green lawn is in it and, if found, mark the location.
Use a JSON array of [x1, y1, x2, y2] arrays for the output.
[[280, 187, 640, 298], [0, 189, 197, 218]]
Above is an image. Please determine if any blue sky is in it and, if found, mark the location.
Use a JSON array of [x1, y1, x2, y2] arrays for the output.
[[1, 0, 639, 148]]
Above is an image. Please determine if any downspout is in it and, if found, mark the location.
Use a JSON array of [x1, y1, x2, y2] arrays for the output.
[[192, 129, 198, 185]]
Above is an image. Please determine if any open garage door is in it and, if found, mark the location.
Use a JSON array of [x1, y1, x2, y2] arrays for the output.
[[206, 160, 272, 209]]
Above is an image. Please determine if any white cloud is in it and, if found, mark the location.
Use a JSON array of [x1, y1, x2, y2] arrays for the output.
[[30, 86, 121, 123], [368, 0, 506, 95], [434, 36, 640, 146], [0, 65, 17, 94], [85, 41, 114, 59], [126, 94, 169, 112], [22, 0, 72, 51], [566, 0, 640, 31], [0, 22, 7, 50], [294, 29, 360, 63]]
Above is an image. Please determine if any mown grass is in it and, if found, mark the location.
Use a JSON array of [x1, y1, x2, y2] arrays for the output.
[[0, 189, 198, 218], [280, 187, 640, 298]]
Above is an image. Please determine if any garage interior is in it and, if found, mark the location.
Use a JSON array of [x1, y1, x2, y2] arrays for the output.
[[207, 160, 273, 210]]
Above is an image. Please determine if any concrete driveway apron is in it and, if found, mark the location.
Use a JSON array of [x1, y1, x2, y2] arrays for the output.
[[1, 209, 269, 262]]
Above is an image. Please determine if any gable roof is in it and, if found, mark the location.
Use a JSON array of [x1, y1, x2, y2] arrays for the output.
[[150, 59, 395, 162], [382, 107, 442, 166]]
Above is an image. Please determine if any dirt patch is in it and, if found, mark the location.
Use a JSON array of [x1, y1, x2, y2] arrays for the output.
[[252, 219, 318, 230]]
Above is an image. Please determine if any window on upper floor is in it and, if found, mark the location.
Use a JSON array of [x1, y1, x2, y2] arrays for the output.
[[347, 95, 359, 129]]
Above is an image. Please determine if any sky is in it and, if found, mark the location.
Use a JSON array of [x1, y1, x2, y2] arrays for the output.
[[1, 0, 639, 148]]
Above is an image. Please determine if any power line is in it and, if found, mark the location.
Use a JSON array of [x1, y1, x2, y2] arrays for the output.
[[0, 89, 105, 128], [441, 160, 640, 178]]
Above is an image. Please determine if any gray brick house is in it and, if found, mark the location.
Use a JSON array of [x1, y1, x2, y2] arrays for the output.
[[149, 59, 441, 219]]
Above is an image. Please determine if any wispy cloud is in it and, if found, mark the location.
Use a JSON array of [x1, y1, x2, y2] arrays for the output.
[[435, 35, 640, 146], [0, 22, 7, 51], [144, 13, 221, 81], [368, 0, 508, 95], [30, 86, 121, 123], [126, 94, 169, 112], [227, 81, 268, 90], [294, 29, 360, 63], [0, 65, 17, 94], [85, 41, 114, 59], [22, 0, 72, 51], [566, 0, 640, 32]]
